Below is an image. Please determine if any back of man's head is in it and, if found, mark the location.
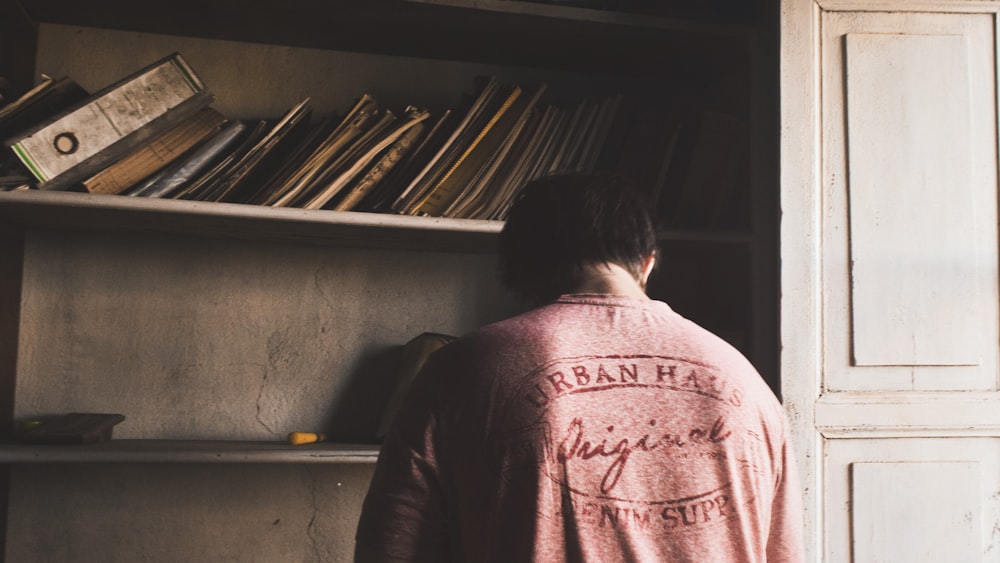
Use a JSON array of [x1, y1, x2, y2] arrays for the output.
[[499, 171, 658, 304]]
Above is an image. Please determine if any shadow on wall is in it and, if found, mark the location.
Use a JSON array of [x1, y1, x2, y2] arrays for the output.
[[322, 333, 455, 444]]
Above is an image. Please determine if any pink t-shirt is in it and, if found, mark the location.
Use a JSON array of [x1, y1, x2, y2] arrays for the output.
[[356, 295, 804, 562]]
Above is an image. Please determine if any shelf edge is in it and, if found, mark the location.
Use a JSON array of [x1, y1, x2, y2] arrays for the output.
[[0, 439, 382, 464]]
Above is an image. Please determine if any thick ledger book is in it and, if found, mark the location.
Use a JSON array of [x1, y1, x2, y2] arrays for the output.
[[81, 107, 228, 195], [8, 52, 213, 191], [126, 119, 248, 198]]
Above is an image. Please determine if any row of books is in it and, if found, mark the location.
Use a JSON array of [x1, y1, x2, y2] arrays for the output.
[[0, 52, 749, 226]]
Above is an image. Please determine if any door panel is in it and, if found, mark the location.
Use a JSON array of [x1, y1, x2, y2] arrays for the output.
[[822, 11, 998, 393], [825, 438, 1000, 562], [780, 3, 1000, 561], [846, 32, 981, 369]]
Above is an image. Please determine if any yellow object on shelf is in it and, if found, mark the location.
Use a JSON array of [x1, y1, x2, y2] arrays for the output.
[[287, 432, 327, 446]]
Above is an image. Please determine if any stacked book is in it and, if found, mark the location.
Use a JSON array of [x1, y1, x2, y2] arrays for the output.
[[0, 53, 748, 225]]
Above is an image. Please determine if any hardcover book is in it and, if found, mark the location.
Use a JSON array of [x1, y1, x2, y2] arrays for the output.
[[8, 52, 212, 191], [82, 107, 227, 195], [126, 119, 248, 199]]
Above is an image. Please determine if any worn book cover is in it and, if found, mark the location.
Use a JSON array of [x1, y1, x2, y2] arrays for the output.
[[9, 52, 212, 191], [392, 76, 500, 214], [330, 119, 427, 212], [266, 95, 378, 207], [127, 119, 248, 198], [243, 114, 340, 205], [357, 108, 454, 213], [443, 82, 547, 218], [171, 119, 271, 201], [303, 106, 430, 211], [207, 98, 313, 203], [82, 107, 227, 195], [408, 82, 524, 216], [292, 107, 399, 209], [474, 107, 547, 221]]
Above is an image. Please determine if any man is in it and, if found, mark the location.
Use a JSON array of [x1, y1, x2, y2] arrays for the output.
[[355, 172, 804, 562]]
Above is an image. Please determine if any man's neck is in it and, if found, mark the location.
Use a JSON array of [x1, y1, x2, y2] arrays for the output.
[[569, 262, 650, 300]]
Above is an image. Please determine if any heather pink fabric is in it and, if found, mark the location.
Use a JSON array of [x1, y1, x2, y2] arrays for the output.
[[357, 294, 804, 562]]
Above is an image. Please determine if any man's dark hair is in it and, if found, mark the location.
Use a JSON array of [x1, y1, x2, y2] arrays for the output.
[[499, 171, 658, 304]]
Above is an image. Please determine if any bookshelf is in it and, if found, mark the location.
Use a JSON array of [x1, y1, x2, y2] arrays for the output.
[[0, 440, 381, 464], [0, 190, 503, 252], [0, 0, 777, 561]]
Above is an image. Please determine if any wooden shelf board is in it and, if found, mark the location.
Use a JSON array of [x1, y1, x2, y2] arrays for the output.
[[0, 190, 502, 252], [0, 439, 381, 464]]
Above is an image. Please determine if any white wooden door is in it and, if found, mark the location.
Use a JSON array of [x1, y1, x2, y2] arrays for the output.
[[780, 1, 1000, 561]]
